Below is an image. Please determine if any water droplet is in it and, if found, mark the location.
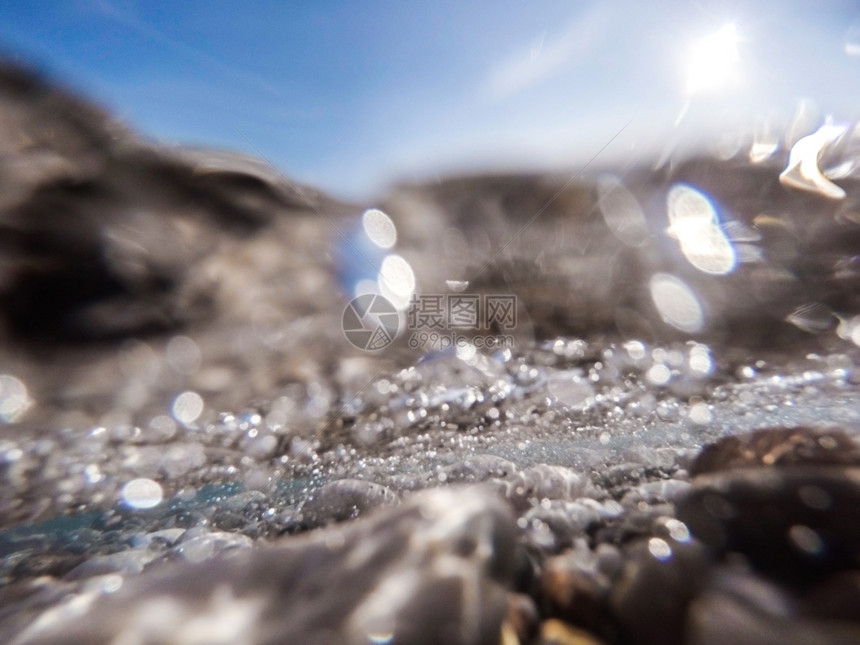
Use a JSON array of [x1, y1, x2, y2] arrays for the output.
[[547, 372, 595, 409], [623, 340, 647, 361], [172, 391, 204, 425], [688, 344, 713, 375], [446, 280, 469, 292], [362, 208, 397, 249], [798, 485, 832, 511], [665, 519, 691, 543], [649, 273, 705, 333], [648, 537, 673, 561], [788, 524, 824, 556], [121, 478, 164, 509], [166, 335, 202, 375], [647, 364, 672, 386], [689, 402, 713, 425], [0, 374, 32, 423]]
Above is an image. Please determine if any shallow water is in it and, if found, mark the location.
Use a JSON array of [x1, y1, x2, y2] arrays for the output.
[[1, 63, 860, 644]]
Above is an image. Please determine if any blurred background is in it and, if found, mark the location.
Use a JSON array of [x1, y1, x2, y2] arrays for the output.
[[1, 0, 859, 200]]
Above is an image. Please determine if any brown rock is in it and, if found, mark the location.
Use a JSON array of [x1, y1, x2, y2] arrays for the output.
[[677, 466, 860, 581], [537, 619, 608, 645], [690, 427, 860, 476], [505, 592, 540, 645], [540, 553, 608, 631]]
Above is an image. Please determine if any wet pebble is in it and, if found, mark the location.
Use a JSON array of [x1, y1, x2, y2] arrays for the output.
[[170, 529, 253, 564], [677, 466, 860, 581], [13, 486, 516, 645], [620, 478, 693, 506], [492, 465, 597, 511], [442, 455, 518, 483], [64, 548, 157, 580], [609, 535, 710, 645], [687, 564, 860, 645], [540, 546, 611, 633], [522, 501, 601, 553], [690, 426, 860, 475], [677, 426, 860, 582], [10, 552, 86, 581], [505, 592, 540, 645], [800, 569, 860, 622], [296, 478, 399, 528]]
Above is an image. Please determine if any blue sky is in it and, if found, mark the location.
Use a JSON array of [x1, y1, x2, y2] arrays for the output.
[[1, 1, 859, 199]]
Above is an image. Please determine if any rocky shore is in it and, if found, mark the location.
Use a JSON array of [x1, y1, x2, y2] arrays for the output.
[[1, 63, 860, 644]]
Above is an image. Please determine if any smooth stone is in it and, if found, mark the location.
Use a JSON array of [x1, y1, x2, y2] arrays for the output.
[[609, 536, 710, 645], [296, 479, 400, 528], [13, 487, 516, 645], [491, 465, 596, 512], [540, 549, 610, 633], [171, 531, 253, 564], [800, 570, 860, 622], [521, 501, 601, 553], [687, 565, 860, 645], [64, 550, 157, 580]]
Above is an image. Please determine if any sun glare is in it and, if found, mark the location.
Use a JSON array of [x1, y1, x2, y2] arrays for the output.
[[686, 23, 741, 94]]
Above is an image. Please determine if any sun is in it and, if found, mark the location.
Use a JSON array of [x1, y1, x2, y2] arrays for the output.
[[685, 23, 742, 95]]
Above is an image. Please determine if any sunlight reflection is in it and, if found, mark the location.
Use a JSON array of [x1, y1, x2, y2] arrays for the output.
[[649, 273, 704, 333], [0, 374, 32, 424], [666, 184, 736, 275], [597, 175, 649, 247], [362, 209, 397, 249], [780, 123, 848, 199], [378, 254, 416, 311]]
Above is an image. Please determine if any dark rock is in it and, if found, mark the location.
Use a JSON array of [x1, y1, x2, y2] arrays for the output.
[[522, 501, 601, 553], [0, 64, 325, 342], [687, 564, 860, 645], [13, 487, 516, 645], [0, 62, 359, 425], [800, 570, 860, 623], [504, 592, 540, 645], [540, 547, 610, 632], [677, 466, 860, 581], [609, 535, 710, 645], [10, 552, 86, 580], [690, 426, 860, 476]]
